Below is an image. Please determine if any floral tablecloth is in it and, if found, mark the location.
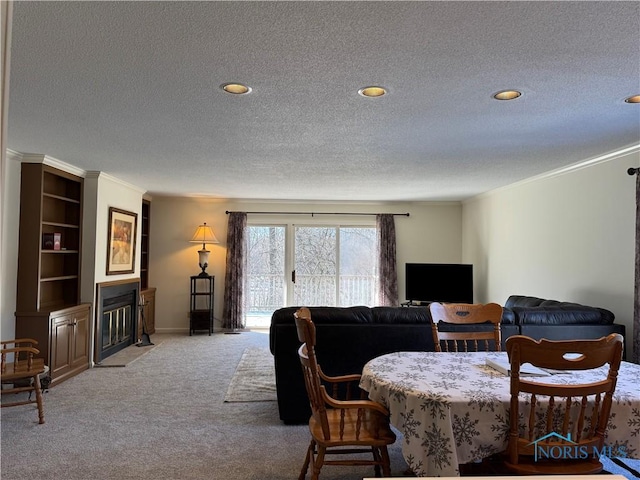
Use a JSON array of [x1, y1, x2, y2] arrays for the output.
[[359, 351, 640, 477]]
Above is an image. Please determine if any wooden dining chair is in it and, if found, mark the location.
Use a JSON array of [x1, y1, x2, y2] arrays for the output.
[[504, 333, 624, 475], [1, 338, 47, 424], [294, 307, 396, 480], [429, 302, 503, 352]]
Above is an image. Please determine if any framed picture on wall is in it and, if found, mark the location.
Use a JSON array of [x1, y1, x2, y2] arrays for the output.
[[106, 207, 138, 275]]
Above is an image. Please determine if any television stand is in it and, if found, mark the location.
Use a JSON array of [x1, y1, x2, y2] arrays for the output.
[[401, 300, 432, 307]]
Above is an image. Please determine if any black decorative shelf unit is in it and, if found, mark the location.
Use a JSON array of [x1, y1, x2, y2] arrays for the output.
[[189, 275, 214, 335]]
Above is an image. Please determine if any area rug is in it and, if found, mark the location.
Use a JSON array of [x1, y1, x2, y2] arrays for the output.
[[94, 340, 161, 367], [223, 347, 276, 402]]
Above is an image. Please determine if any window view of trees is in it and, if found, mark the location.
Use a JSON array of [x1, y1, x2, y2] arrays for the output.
[[245, 225, 378, 327], [338, 228, 377, 306], [294, 227, 337, 306], [246, 226, 286, 323]]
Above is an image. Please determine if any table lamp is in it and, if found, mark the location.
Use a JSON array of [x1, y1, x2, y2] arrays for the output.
[[190, 222, 219, 276]]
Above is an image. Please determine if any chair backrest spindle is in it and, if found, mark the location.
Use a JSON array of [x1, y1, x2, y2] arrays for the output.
[[505, 333, 623, 475], [430, 302, 503, 352]]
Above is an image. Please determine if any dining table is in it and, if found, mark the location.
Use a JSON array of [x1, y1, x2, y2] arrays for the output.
[[359, 351, 640, 477]]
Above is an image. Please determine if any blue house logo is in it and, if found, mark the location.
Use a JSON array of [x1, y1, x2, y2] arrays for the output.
[[528, 432, 625, 462], [528, 432, 577, 462]]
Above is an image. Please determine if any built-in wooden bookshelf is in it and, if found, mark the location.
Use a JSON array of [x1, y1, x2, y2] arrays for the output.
[[15, 163, 90, 385], [16, 164, 83, 311], [140, 199, 150, 290], [139, 198, 156, 335]]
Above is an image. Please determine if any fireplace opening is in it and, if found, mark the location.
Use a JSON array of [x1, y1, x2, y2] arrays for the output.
[[96, 281, 139, 363]]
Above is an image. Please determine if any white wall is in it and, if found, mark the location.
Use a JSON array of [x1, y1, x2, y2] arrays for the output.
[[82, 172, 144, 363], [81, 171, 145, 303], [86, 173, 144, 288], [0, 1, 13, 342], [149, 198, 462, 332], [462, 148, 640, 357], [0, 151, 20, 340], [81, 173, 98, 305]]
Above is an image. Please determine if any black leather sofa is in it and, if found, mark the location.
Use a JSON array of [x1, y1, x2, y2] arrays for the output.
[[269, 296, 625, 424], [502, 295, 625, 352]]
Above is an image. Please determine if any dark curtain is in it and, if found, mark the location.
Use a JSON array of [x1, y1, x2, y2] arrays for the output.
[[633, 169, 640, 364], [222, 212, 247, 331], [377, 214, 399, 306]]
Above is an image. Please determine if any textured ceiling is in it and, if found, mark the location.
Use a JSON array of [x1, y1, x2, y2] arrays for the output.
[[7, 1, 640, 201]]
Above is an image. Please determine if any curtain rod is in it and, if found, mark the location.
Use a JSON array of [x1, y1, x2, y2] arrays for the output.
[[628, 168, 640, 176], [225, 210, 410, 217]]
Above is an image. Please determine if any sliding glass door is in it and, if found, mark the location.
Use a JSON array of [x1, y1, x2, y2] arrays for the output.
[[245, 224, 377, 327], [245, 226, 286, 327], [293, 226, 377, 307], [293, 226, 337, 306]]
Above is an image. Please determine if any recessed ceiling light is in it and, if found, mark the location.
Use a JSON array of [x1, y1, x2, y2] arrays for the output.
[[222, 83, 251, 95], [625, 95, 640, 103], [493, 90, 522, 101], [358, 86, 387, 98]]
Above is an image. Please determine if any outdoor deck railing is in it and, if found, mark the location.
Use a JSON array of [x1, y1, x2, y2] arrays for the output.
[[245, 273, 378, 315]]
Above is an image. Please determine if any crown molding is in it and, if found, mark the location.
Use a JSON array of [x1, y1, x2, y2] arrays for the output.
[[465, 143, 640, 204], [6, 149, 22, 162], [17, 152, 87, 178], [85, 170, 146, 194], [6, 151, 145, 193], [151, 194, 459, 207]]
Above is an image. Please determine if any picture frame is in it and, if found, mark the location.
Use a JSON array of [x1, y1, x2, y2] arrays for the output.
[[106, 207, 138, 275]]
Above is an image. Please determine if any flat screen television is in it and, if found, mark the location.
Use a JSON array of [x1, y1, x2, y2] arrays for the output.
[[405, 263, 473, 304]]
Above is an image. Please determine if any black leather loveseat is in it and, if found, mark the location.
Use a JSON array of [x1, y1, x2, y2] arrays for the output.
[[269, 296, 624, 424]]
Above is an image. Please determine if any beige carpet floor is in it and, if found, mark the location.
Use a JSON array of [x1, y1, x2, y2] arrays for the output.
[[1, 331, 409, 480]]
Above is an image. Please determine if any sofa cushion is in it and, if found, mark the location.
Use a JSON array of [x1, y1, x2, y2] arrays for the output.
[[505, 295, 615, 325], [513, 306, 606, 325], [500, 308, 516, 325], [520, 324, 626, 344], [270, 306, 373, 325], [371, 306, 431, 324], [504, 295, 547, 308]]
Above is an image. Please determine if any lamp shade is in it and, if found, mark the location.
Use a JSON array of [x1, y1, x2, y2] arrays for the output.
[[190, 223, 219, 276], [190, 223, 219, 246]]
